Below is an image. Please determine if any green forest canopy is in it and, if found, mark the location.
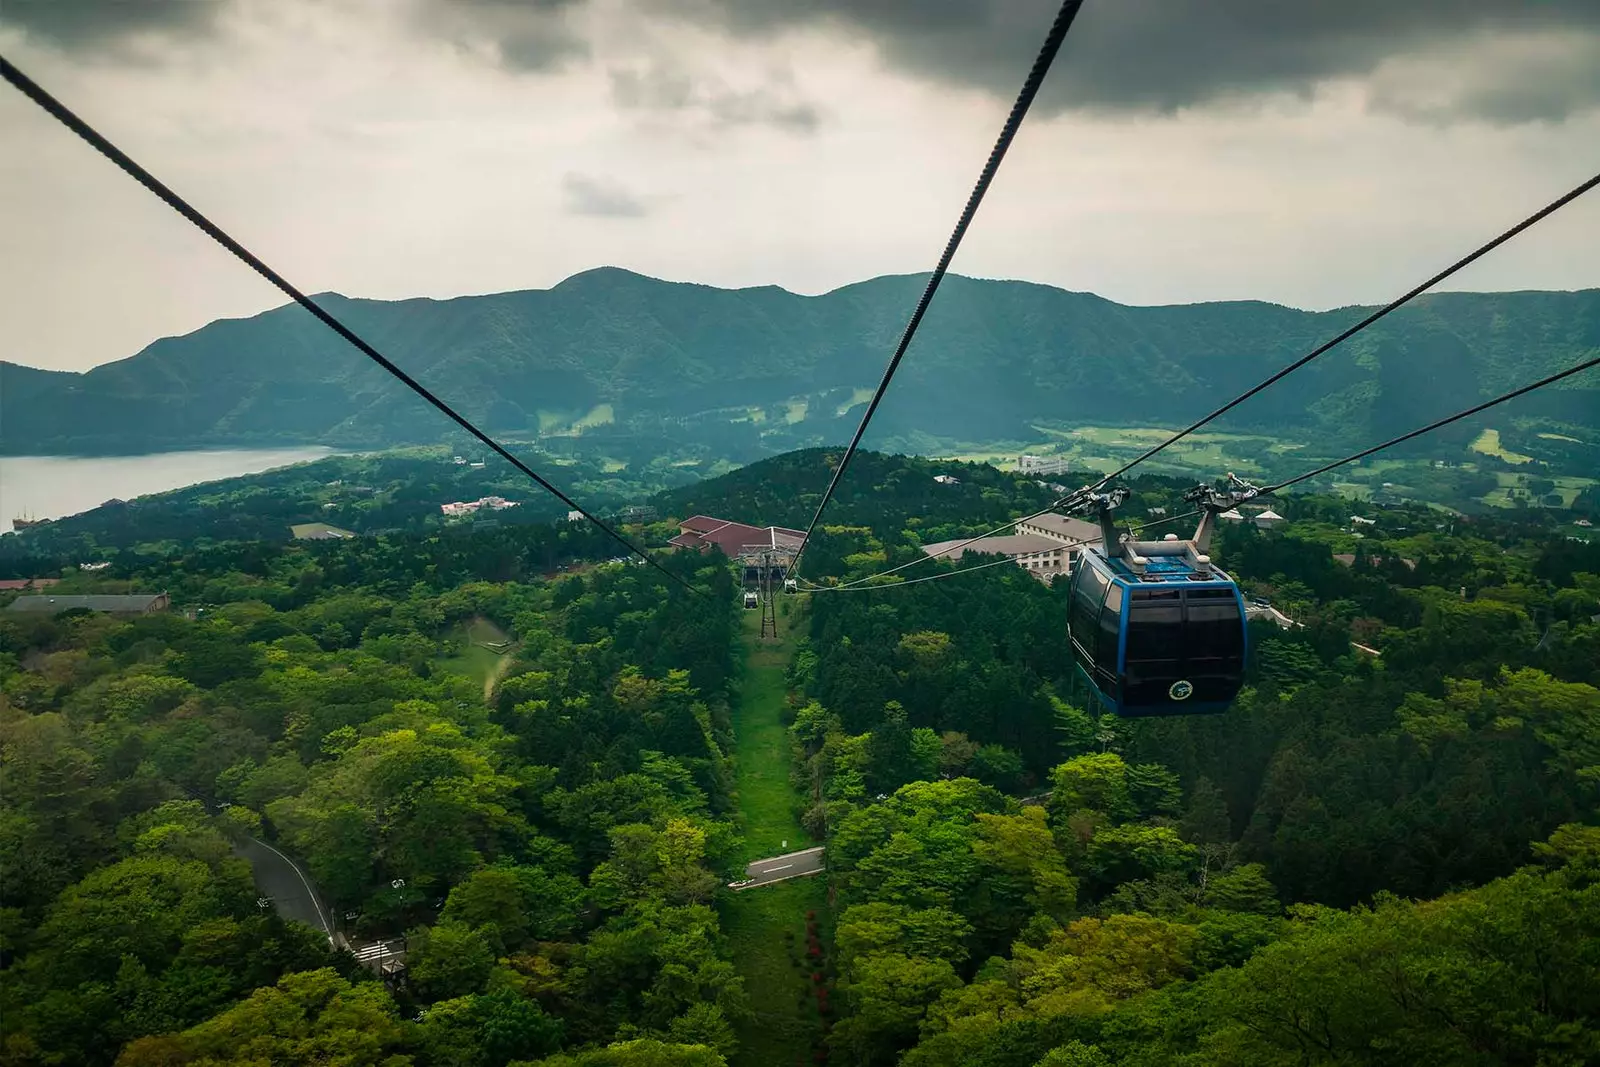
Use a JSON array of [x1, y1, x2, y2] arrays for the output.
[[0, 447, 1597, 1066]]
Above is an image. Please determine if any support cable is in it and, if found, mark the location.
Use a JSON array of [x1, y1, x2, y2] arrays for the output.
[[810, 494, 1087, 589], [827, 169, 1600, 589], [1, 55, 702, 598], [789, 0, 1086, 578], [815, 554, 1018, 591], [813, 511, 1199, 593], [1086, 169, 1600, 490], [825, 346, 1600, 594]]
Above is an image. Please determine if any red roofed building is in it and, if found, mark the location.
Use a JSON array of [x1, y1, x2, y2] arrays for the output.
[[669, 515, 805, 558], [0, 578, 61, 592]]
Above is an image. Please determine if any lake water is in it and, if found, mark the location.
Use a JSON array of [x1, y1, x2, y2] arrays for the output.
[[0, 448, 337, 534]]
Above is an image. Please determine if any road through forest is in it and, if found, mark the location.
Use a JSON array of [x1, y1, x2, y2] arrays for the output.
[[233, 836, 340, 948]]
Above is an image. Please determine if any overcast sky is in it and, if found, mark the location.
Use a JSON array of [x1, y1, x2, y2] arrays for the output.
[[3, 0, 1599, 371]]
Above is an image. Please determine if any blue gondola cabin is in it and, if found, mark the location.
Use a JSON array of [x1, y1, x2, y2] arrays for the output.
[[1067, 513, 1247, 717]]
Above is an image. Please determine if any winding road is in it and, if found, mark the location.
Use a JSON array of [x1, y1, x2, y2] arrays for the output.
[[233, 836, 341, 948]]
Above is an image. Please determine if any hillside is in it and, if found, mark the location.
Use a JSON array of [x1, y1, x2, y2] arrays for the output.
[[4, 269, 1597, 458]]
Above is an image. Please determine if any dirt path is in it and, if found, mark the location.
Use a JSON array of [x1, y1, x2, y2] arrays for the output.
[[484, 649, 517, 703]]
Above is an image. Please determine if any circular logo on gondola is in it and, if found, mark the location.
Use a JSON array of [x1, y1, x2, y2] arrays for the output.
[[1169, 680, 1194, 701]]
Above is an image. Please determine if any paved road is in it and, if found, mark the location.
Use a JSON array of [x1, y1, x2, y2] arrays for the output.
[[733, 845, 825, 890], [233, 837, 339, 947], [1246, 604, 1300, 630]]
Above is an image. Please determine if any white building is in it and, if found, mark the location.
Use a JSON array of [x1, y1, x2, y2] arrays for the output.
[[933, 474, 961, 485], [920, 533, 1070, 582], [442, 496, 520, 518], [1219, 508, 1245, 523], [1014, 512, 1102, 547], [1253, 509, 1285, 529], [1018, 454, 1072, 476]]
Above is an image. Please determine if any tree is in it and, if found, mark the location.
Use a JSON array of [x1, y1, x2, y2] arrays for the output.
[[665, 1002, 736, 1060], [116, 968, 409, 1066], [518, 1038, 727, 1066], [408, 921, 497, 1002], [867, 702, 918, 793], [442, 865, 585, 946], [836, 903, 973, 969], [1207, 863, 1280, 915], [418, 989, 564, 1067], [1047, 753, 1133, 825], [1010, 914, 1197, 1017], [1179, 776, 1232, 845], [1083, 825, 1197, 896], [1035, 1043, 1113, 1067], [833, 953, 961, 1065]]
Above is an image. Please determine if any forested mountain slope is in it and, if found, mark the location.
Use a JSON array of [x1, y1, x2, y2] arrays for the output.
[[776, 489, 1600, 1065], [5, 269, 1597, 455], [0, 447, 1597, 1065], [0, 527, 747, 1065]]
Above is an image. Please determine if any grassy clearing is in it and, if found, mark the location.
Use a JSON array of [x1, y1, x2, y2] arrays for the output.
[[784, 400, 808, 424], [572, 403, 615, 430], [723, 876, 828, 1067], [437, 617, 511, 692], [1470, 428, 1534, 464], [722, 608, 827, 1067], [732, 610, 808, 860]]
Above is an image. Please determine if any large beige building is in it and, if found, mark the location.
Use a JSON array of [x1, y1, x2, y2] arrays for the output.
[[919, 512, 1102, 582], [1014, 513, 1101, 546]]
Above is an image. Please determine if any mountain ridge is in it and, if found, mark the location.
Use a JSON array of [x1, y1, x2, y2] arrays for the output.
[[4, 269, 1597, 457]]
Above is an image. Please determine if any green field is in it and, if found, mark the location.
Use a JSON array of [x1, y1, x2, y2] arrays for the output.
[[437, 617, 512, 696], [917, 420, 1596, 516], [1480, 471, 1596, 509], [1470, 428, 1534, 464], [721, 608, 826, 1067], [730, 610, 808, 860], [723, 877, 828, 1067]]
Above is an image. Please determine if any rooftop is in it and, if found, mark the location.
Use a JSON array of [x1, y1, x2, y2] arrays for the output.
[[671, 515, 805, 556], [290, 522, 356, 540], [1102, 553, 1236, 585], [921, 533, 1065, 561], [0, 578, 61, 591], [1017, 513, 1102, 543], [6, 593, 168, 614]]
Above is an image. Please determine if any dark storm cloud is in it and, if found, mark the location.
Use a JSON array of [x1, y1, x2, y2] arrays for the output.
[[0, 0, 589, 72], [648, 0, 1600, 123], [12, 1, 1598, 126], [610, 61, 819, 133], [562, 172, 650, 217], [419, 0, 589, 72], [0, 0, 223, 49]]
